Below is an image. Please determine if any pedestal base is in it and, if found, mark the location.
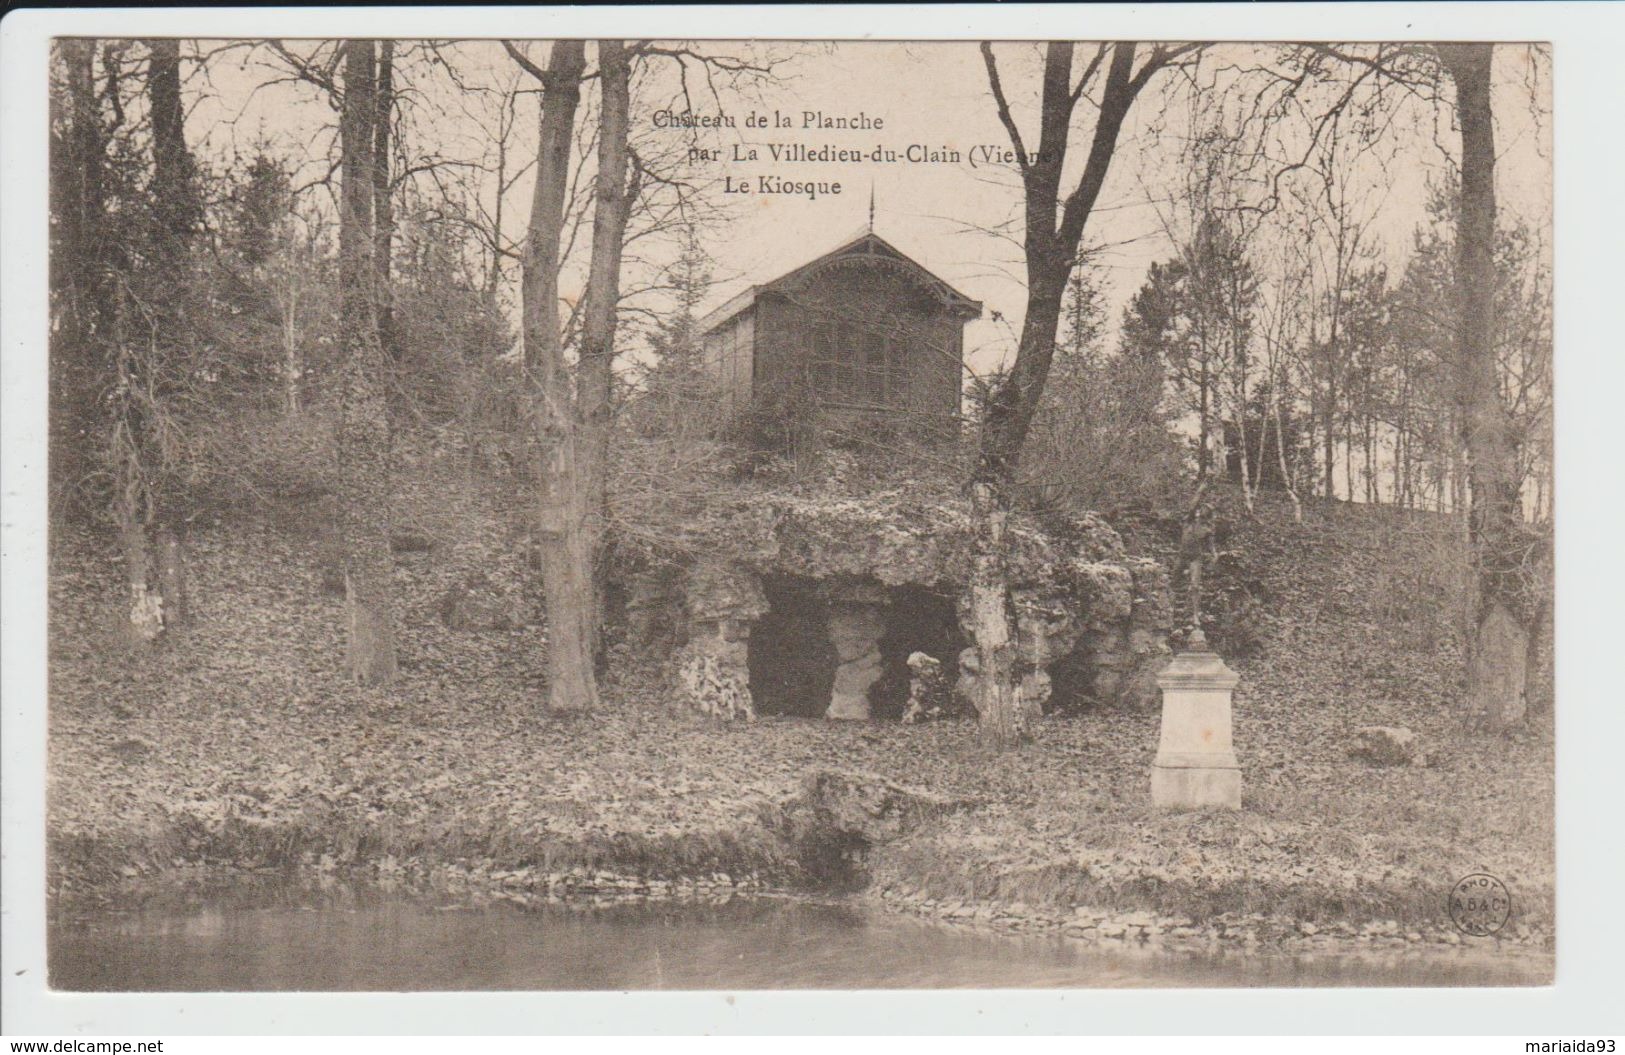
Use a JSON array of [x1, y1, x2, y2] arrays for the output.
[[1151, 762, 1241, 810]]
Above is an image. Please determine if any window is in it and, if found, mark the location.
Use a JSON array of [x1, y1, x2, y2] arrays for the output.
[[810, 318, 912, 408]]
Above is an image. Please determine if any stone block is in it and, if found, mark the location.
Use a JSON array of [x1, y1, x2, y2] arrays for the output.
[[1019, 668, 1052, 712], [1068, 562, 1134, 624], [902, 651, 965, 723], [1151, 762, 1241, 810], [677, 649, 755, 721], [1150, 635, 1242, 810]]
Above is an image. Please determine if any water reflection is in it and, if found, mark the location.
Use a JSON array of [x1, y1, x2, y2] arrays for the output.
[[50, 881, 1551, 991]]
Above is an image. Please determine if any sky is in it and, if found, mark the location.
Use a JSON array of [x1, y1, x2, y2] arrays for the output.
[[183, 39, 1552, 378]]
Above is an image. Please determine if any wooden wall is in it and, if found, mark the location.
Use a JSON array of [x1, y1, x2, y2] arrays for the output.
[[700, 308, 755, 413], [702, 256, 969, 428], [754, 264, 963, 422]]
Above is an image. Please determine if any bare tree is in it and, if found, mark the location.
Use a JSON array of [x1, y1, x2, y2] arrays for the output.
[[50, 40, 112, 515], [337, 39, 399, 685], [507, 38, 772, 710], [105, 47, 165, 642], [509, 39, 596, 711], [1291, 117, 1383, 502], [1437, 43, 1531, 731], [95, 39, 200, 642], [1255, 239, 1310, 520], [373, 40, 398, 363], [973, 41, 1197, 745], [141, 38, 198, 631], [576, 42, 635, 659], [1286, 42, 1544, 728]]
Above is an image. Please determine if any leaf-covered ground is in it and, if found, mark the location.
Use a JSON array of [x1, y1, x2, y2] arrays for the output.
[[46, 466, 1553, 948]]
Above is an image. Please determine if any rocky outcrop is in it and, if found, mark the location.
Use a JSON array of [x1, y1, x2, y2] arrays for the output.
[[902, 652, 963, 723], [656, 484, 1172, 721], [1075, 558, 1175, 710], [674, 562, 767, 720], [677, 651, 755, 721], [674, 487, 1126, 591], [766, 768, 981, 888], [792, 769, 976, 842], [624, 564, 683, 653]]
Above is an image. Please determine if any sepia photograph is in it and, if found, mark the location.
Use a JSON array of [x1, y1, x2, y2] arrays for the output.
[[8, 5, 1615, 1033]]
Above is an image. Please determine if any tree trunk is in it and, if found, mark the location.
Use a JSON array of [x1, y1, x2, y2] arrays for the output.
[[147, 39, 196, 245], [61, 40, 106, 319], [1234, 383, 1254, 512], [1363, 410, 1375, 504], [1459, 455, 1470, 527], [516, 40, 594, 711], [1398, 401, 1409, 508], [971, 40, 1165, 746], [52, 41, 99, 517], [110, 286, 161, 642], [576, 40, 634, 672], [1271, 378, 1303, 521], [1230, 278, 1253, 511], [373, 40, 397, 364], [101, 39, 196, 645], [1344, 414, 1355, 502], [485, 100, 509, 300], [969, 269, 1067, 747], [1322, 394, 1335, 499], [56, 38, 120, 546], [1524, 578, 1552, 717], [966, 480, 1033, 743], [120, 520, 163, 642], [282, 274, 302, 417], [1274, 403, 1300, 516], [144, 37, 196, 630], [155, 525, 190, 628], [1439, 43, 1528, 731], [337, 39, 398, 686]]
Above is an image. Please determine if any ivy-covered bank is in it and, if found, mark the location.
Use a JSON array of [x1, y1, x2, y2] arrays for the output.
[[47, 489, 1554, 957]]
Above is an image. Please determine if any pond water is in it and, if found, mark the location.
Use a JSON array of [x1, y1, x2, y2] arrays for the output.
[[50, 883, 1550, 991]]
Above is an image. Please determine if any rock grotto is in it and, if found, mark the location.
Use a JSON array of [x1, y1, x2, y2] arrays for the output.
[[622, 485, 1174, 723]]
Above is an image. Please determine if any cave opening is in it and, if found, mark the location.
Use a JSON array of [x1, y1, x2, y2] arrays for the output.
[[871, 585, 965, 721], [747, 577, 966, 721], [747, 576, 837, 718]]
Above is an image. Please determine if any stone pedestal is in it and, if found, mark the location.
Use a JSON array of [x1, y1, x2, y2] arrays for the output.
[[1151, 631, 1241, 810], [827, 602, 885, 720]]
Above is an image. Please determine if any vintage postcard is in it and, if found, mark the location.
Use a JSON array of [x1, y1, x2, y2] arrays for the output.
[[6, 3, 1615, 1039]]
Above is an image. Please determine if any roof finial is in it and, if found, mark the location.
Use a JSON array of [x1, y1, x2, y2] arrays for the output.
[[868, 181, 876, 233]]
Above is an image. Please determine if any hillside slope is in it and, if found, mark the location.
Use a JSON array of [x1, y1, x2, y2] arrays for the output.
[[871, 484, 1554, 942], [46, 466, 1554, 952]]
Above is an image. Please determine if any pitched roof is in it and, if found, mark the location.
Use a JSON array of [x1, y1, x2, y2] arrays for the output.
[[697, 231, 983, 334]]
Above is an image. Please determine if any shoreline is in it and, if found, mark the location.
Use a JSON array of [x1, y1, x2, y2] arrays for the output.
[[49, 854, 1554, 983], [49, 809, 1554, 962]]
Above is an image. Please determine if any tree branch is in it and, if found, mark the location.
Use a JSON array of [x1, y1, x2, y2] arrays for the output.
[[980, 43, 1031, 177]]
